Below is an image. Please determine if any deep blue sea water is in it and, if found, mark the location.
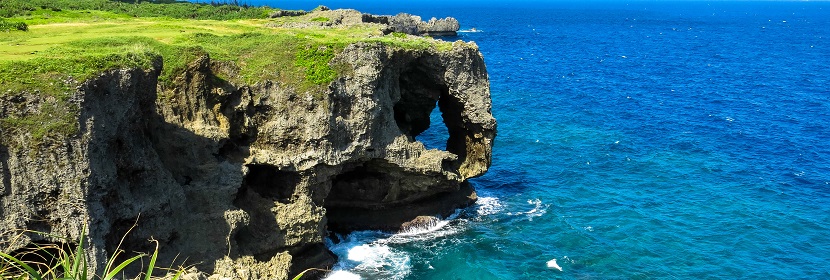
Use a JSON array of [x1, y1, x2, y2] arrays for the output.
[[200, 1, 830, 278]]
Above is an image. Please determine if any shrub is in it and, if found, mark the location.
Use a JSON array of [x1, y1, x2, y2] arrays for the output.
[[0, 19, 28, 31]]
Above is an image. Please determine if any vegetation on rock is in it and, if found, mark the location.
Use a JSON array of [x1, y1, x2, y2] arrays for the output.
[[0, 0, 452, 141], [310, 17, 330, 22]]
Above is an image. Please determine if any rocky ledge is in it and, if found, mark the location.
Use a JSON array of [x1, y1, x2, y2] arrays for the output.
[[0, 11, 494, 280]]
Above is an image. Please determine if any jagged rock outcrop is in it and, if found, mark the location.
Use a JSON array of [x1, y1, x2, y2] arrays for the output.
[[0, 34, 493, 280], [269, 5, 330, 18], [360, 12, 461, 36], [269, 10, 308, 17], [387, 13, 460, 36], [271, 10, 460, 36]]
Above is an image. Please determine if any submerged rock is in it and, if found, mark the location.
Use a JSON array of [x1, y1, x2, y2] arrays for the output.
[[0, 22, 493, 280]]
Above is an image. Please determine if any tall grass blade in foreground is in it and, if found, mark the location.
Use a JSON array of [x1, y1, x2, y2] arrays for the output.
[[0, 221, 182, 279], [102, 254, 145, 280], [0, 251, 43, 280], [70, 230, 88, 280], [144, 239, 160, 280]]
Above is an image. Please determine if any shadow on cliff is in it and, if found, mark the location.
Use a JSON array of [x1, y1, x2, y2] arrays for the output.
[[0, 143, 9, 220], [75, 62, 279, 276]]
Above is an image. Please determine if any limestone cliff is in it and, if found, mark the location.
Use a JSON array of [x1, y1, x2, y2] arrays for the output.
[[0, 23, 494, 280]]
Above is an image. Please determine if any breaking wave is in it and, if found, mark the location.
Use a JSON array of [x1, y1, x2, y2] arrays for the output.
[[324, 197, 500, 279]]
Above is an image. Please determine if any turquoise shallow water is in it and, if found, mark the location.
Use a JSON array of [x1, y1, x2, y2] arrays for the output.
[[201, 1, 830, 278]]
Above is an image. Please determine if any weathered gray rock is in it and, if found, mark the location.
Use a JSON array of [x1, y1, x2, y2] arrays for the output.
[[272, 9, 461, 36], [423, 16, 461, 36], [269, 10, 308, 18], [0, 40, 493, 280], [387, 13, 460, 36]]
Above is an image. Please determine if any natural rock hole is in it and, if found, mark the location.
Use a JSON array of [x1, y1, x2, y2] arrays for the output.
[[393, 65, 441, 138], [437, 90, 468, 166], [394, 61, 465, 155], [417, 103, 449, 150]]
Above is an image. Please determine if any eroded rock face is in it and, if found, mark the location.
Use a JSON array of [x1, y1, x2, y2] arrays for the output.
[[273, 10, 460, 36], [365, 13, 460, 36], [0, 40, 494, 279]]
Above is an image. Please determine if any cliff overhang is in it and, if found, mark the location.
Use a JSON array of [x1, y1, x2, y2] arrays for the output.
[[0, 4, 494, 280]]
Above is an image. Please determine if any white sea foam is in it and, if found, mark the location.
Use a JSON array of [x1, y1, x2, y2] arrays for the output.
[[476, 196, 504, 216], [394, 218, 449, 237], [526, 198, 548, 219], [508, 198, 549, 221], [326, 210, 469, 279], [388, 211, 463, 243], [546, 258, 563, 271], [326, 236, 411, 280], [347, 244, 411, 272], [458, 28, 483, 33]]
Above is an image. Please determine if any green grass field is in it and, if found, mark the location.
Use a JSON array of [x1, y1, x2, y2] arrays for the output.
[[0, 0, 451, 141]]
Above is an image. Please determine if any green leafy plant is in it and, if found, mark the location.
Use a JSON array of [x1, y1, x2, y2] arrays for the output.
[[0, 227, 183, 280]]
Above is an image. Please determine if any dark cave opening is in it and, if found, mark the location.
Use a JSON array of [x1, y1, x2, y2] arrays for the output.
[[326, 160, 393, 206], [242, 164, 299, 202], [3, 241, 79, 276]]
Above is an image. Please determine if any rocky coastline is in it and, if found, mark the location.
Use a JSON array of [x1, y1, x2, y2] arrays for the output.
[[0, 7, 493, 280]]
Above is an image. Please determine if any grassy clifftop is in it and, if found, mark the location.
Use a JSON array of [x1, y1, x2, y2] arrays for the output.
[[0, 0, 275, 19], [0, 0, 452, 141]]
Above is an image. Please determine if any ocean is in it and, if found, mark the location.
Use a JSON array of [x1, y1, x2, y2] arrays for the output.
[[205, 1, 830, 278]]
